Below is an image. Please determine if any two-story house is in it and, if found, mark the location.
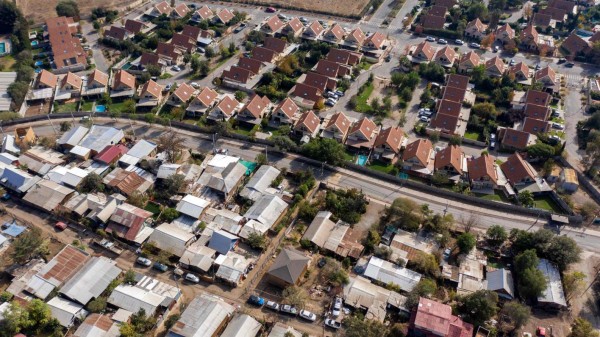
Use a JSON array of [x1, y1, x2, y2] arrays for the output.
[[411, 41, 436, 62], [187, 87, 219, 117], [322, 24, 345, 44], [434, 145, 465, 179], [262, 16, 285, 35], [237, 94, 271, 124], [35, 70, 58, 90], [345, 28, 366, 49], [372, 126, 405, 163], [321, 112, 352, 143], [402, 139, 434, 176], [485, 56, 506, 77], [294, 111, 322, 140], [214, 8, 234, 25], [303, 21, 325, 40], [508, 62, 530, 82], [271, 98, 299, 125], [500, 153, 537, 189], [434, 46, 457, 68], [495, 23, 515, 44], [192, 5, 214, 22], [345, 117, 378, 152], [209, 96, 240, 121], [458, 51, 481, 74], [467, 154, 498, 191], [110, 70, 136, 98], [137, 80, 164, 107], [168, 83, 194, 107], [465, 18, 487, 40], [57, 72, 83, 100], [282, 17, 304, 37]]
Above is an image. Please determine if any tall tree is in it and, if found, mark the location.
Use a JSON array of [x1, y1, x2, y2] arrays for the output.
[[55, 0, 80, 20], [486, 225, 507, 247], [282, 286, 308, 309], [456, 290, 498, 327], [302, 138, 346, 166], [11, 227, 46, 264], [499, 301, 531, 332], [456, 232, 476, 254], [157, 132, 186, 163], [568, 318, 600, 337]]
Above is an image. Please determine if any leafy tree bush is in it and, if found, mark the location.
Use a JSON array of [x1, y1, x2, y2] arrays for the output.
[[456, 290, 498, 327], [302, 138, 347, 166], [456, 232, 476, 254], [325, 189, 367, 224], [55, 0, 80, 20], [486, 225, 507, 247], [246, 232, 267, 251]]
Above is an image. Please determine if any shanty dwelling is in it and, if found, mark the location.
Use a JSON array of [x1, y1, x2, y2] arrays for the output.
[[166, 294, 235, 337], [208, 230, 240, 255], [147, 222, 196, 257], [179, 241, 217, 274], [302, 211, 364, 259], [22, 179, 75, 213], [362, 256, 422, 292], [214, 251, 254, 287], [106, 203, 155, 245], [220, 314, 262, 337], [486, 269, 515, 300], [60, 256, 122, 305], [266, 248, 310, 288], [73, 313, 120, 337], [343, 276, 409, 322], [239, 165, 281, 202], [47, 296, 89, 328]]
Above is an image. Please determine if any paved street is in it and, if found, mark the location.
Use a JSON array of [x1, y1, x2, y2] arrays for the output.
[[9, 118, 600, 254]]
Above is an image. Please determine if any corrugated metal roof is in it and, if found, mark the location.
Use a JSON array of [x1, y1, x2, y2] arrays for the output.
[[22, 179, 74, 212], [220, 314, 261, 337], [0, 153, 18, 165], [157, 163, 181, 179], [268, 323, 302, 337], [167, 294, 234, 337], [108, 285, 165, 315], [179, 242, 216, 272], [208, 230, 238, 255], [537, 259, 567, 307], [147, 223, 195, 257], [61, 256, 122, 305], [78, 126, 124, 152], [363, 256, 421, 292], [215, 251, 251, 284], [243, 194, 287, 228], [176, 195, 210, 219], [73, 313, 120, 337], [0, 166, 41, 193], [125, 140, 157, 159], [239, 165, 280, 201], [58, 126, 89, 147], [70, 145, 92, 157], [486, 269, 514, 299], [47, 296, 88, 327], [0, 72, 17, 111], [238, 219, 270, 239]]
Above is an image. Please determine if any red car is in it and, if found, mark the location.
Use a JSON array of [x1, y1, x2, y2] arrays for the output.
[[537, 327, 546, 336], [266, 7, 276, 12], [54, 221, 67, 231]]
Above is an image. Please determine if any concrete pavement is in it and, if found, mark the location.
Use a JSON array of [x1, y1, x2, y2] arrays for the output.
[[9, 118, 600, 254]]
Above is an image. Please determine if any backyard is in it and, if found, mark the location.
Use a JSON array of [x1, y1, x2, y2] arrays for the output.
[[355, 82, 374, 113], [533, 195, 564, 213], [54, 102, 78, 113]]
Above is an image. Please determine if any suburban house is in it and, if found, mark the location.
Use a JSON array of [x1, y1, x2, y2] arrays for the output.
[[149, 1, 172, 17], [137, 80, 164, 107], [267, 249, 310, 288], [167, 83, 194, 107], [467, 154, 498, 190], [495, 23, 515, 44], [292, 82, 323, 107], [345, 117, 379, 152], [315, 59, 348, 78], [262, 16, 285, 35], [322, 24, 345, 44], [321, 111, 352, 143], [411, 41, 436, 62], [104, 26, 131, 41], [215, 8, 235, 25], [522, 117, 550, 134], [251, 46, 277, 63], [499, 128, 536, 151], [434, 145, 465, 178], [520, 24, 544, 52], [421, 13, 446, 30], [46, 16, 87, 73], [209, 95, 240, 121], [559, 168, 579, 193], [485, 56, 506, 77], [171, 3, 191, 19], [156, 42, 183, 65], [303, 71, 337, 92], [458, 51, 481, 74], [533, 13, 554, 30], [561, 32, 591, 56], [402, 139, 434, 176], [107, 203, 154, 244], [35, 70, 58, 90], [345, 28, 366, 48], [55, 72, 83, 101], [282, 17, 304, 37], [263, 37, 287, 54], [237, 94, 271, 124], [430, 111, 461, 135], [82, 69, 109, 97], [465, 18, 487, 40], [222, 65, 253, 85], [508, 62, 530, 82], [167, 295, 234, 337], [434, 46, 457, 67], [187, 86, 219, 116], [535, 66, 559, 88], [303, 21, 325, 40], [124, 19, 147, 35], [294, 110, 322, 139], [110, 69, 135, 97], [364, 32, 387, 50], [237, 57, 263, 75], [171, 32, 197, 53], [372, 126, 405, 163], [500, 153, 538, 188], [326, 48, 362, 66], [408, 298, 474, 337], [271, 98, 299, 125], [192, 5, 214, 22]]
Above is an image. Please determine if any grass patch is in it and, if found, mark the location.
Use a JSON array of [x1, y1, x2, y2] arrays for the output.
[[159, 73, 172, 79], [357, 61, 372, 70], [355, 82, 374, 113], [0, 55, 16, 71], [476, 191, 510, 203], [343, 150, 355, 162], [487, 259, 505, 269], [144, 202, 161, 217], [533, 195, 563, 213], [367, 160, 394, 174], [80, 101, 94, 112], [55, 102, 79, 113], [464, 131, 480, 141], [108, 101, 132, 113], [232, 123, 258, 136]]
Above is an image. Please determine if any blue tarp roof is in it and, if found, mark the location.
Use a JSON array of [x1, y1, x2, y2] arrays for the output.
[[208, 230, 238, 255], [3, 222, 26, 237]]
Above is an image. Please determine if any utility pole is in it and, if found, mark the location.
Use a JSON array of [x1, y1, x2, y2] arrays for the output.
[[128, 117, 136, 140], [47, 114, 57, 135], [0, 126, 4, 137], [265, 145, 268, 163]]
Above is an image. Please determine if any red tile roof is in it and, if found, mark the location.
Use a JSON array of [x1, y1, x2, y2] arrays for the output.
[[38, 69, 58, 88], [305, 21, 324, 37], [173, 3, 191, 17], [140, 80, 162, 99], [501, 153, 537, 184], [304, 72, 334, 92], [108, 203, 153, 241], [435, 46, 457, 64], [264, 15, 285, 32], [156, 42, 181, 61], [242, 95, 271, 118], [315, 59, 341, 78], [61, 72, 82, 90], [374, 126, 404, 153], [194, 5, 214, 20], [349, 117, 377, 140], [459, 51, 481, 67], [446, 74, 469, 89], [522, 117, 550, 134], [154, 1, 172, 15], [46, 16, 87, 70], [561, 33, 590, 55], [348, 28, 366, 45], [216, 8, 234, 24], [275, 98, 299, 119], [413, 41, 436, 61], [171, 32, 196, 53], [422, 14, 446, 29], [429, 5, 448, 17], [125, 19, 145, 34], [467, 18, 486, 32], [172, 83, 194, 102], [441, 86, 466, 103], [112, 70, 136, 90], [222, 66, 253, 84], [523, 103, 551, 121], [525, 90, 551, 106], [326, 48, 362, 65], [237, 57, 262, 74], [485, 56, 506, 74], [501, 128, 532, 150], [538, 7, 567, 21], [496, 23, 515, 39], [435, 145, 463, 174], [436, 99, 462, 117], [430, 113, 460, 134], [293, 83, 323, 103], [252, 46, 277, 63], [284, 17, 304, 33], [325, 24, 345, 41], [467, 154, 497, 184], [89, 69, 108, 87], [195, 87, 218, 107], [366, 32, 386, 49], [105, 26, 128, 40], [509, 62, 530, 79], [325, 112, 351, 135], [535, 66, 557, 85], [140, 52, 160, 67], [263, 37, 286, 53], [294, 110, 321, 134], [216, 96, 240, 117], [403, 139, 433, 167]]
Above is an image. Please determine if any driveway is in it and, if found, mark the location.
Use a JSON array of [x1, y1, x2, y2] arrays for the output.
[[81, 22, 110, 72], [563, 86, 587, 170]]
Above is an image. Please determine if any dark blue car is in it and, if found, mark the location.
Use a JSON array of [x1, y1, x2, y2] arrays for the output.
[[247, 295, 265, 306]]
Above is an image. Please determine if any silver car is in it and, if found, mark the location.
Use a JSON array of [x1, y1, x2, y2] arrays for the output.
[[184, 273, 199, 283], [299, 310, 317, 322]]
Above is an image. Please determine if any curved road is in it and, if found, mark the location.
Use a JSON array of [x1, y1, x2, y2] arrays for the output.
[[7, 117, 600, 253]]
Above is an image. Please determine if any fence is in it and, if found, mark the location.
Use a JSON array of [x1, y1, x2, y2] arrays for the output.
[[1, 113, 583, 224]]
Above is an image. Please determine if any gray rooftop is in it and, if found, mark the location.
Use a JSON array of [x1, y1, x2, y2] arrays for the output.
[[220, 314, 262, 337], [363, 256, 422, 292], [267, 248, 310, 285], [486, 268, 515, 299], [60, 256, 122, 305], [58, 126, 89, 147], [239, 165, 280, 201], [243, 194, 288, 228], [537, 258, 567, 307], [167, 294, 235, 337], [78, 126, 124, 152], [0, 72, 17, 111]]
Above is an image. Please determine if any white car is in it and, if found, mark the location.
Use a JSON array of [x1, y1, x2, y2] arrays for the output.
[[426, 36, 435, 42], [172, 65, 181, 71], [136, 257, 151, 267], [265, 301, 280, 311], [325, 319, 341, 329], [419, 111, 433, 117], [438, 39, 447, 44], [191, 82, 199, 88], [184, 273, 199, 283], [469, 42, 480, 48], [455, 39, 464, 45], [332, 297, 342, 317], [420, 116, 431, 123], [552, 122, 565, 130], [509, 59, 516, 66], [299, 310, 317, 322]]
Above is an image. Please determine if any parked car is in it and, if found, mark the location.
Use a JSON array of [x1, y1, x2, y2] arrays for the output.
[[419, 116, 431, 123], [247, 295, 265, 306], [318, 257, 327, 268], [334, 90, 345, 97], [565, 62, 575, 68], [557, 58, 567, 64], [455, 39, 464, 45], [266, 7, 276, 12], [332, 297, 342, 317], [426, 36, 436, 42], [385, 54, 392, 62], [549, 135, 560, 144], [280, 305, 298, 315], [552, 122, 564, 130], [300, 17, 308, 23], [469, 42, 480, 48], [265, 301, 280, 311], [54, 221, 67, 231], [196, 47, 205, 53], [165, 83, 172, 91], [489, 141, 496, 150], [325, 319, 341, 329], [234, 25, 245, 33], [327, 91, 339, 99], [438, 39, 447, 44], [299, 310, 317, 322], [325, 98, 337, 106], [490, 133, 496, 141], [136, 257, 152, 267], [184, 273, 200, 283], [509, 59, 516, 66], [191, 82, 200, 88], [419, 110, 433, 117], [172, 65, 181, 71], [551, 109, 561, 117], [153, 262, 168, 272], [278, 14, 288, 20], [493, 45, 499, 52]]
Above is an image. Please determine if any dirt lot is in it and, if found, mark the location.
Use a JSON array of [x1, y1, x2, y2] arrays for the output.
[[228, 0, 370, 18], [17, 0, 138, 24]]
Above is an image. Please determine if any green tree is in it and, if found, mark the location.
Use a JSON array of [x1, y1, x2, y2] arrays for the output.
[[126, 191, 148, 208], [282, 286, 308, 309], [518, 190, 534, 208], [363, 229, 380, 254], [471, 102, 499, 120], [343, 314, 389, 337], [546, 235, 581, 271], [568, 318, 600, 337], [515, 249, 539, 272], [79, 173, 105, 193], [407, 251, 439, 277], [159, 207, 179, 223], [11, 227, 45, 264], [123, 99, 136, 114], [87, 296, 107, 313], [271, 135, 297, 151], [431, 171, 449, 186], [563, 271, 586, 300], [59, 121, 71, 132], [7, 81, 30, 108], [405, 278, 437, 310], [499, 301, 530, 332], [519, 267, 547, 299], [55, 0, 80, 20], [486, 225, 507, 247], [234, 90, 247, 102], [456, 232, 476, 254], [0, 302, 29, 336], [384, 197, 424, 232], [321, 258, 349, 286], [145, 64, 162, 77], [302, 138, 346, 166], [246, 232, 267, 251], [157, 131, 185, 163], [255, 153, 267, 165], [526, 143, 555, 159], [123, 269, 136, 284], [456, 290, 498, 327], [27, 299, 53, 333]]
